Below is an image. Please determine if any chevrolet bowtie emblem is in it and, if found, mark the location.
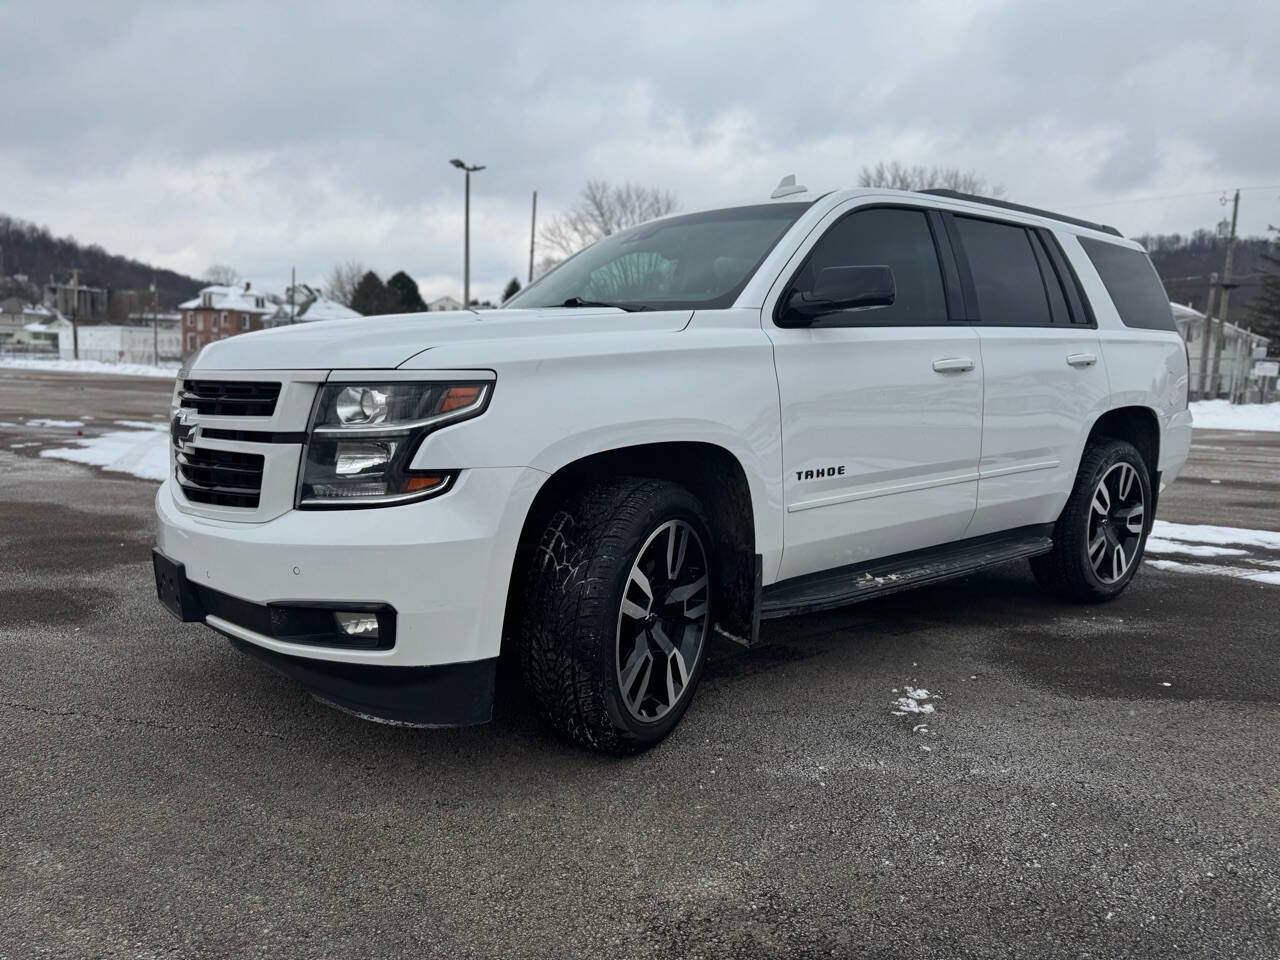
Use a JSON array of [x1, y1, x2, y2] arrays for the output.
[[171, 409, 200, 452]]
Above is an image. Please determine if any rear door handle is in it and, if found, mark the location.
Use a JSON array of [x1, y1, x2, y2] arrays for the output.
[[1067, 353, 1098, 367], [932, 358, 975, 373]]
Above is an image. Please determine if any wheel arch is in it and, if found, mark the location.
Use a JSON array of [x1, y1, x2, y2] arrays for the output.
[[502, 440, 761, 653], [1083, 405, 1161, 510]]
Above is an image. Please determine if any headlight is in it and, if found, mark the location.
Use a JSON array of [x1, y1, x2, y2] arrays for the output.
[[298, 380, 490, 507]]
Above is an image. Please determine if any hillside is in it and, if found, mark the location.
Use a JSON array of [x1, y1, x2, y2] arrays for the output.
[[1137, 230, 1272, 321], [0, 214, 202, 310]]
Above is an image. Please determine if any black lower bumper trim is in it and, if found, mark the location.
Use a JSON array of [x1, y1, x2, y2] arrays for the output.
[[227, 637, 497, 727]]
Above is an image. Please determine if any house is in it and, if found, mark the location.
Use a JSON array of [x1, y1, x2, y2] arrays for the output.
[[426, 295, 465, 312], [1173, 302, 1271, 398], [263, 284, 362, 327], [1, 298, 62, 347], [177, 282, 283, 357], [20, 315, 70, 351]]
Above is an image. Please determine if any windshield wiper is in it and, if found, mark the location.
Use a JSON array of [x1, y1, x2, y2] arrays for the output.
[[560, 297, 649, 312]]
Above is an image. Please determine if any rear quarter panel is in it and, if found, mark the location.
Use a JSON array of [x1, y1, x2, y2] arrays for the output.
[[1058, 231, 1192, 485]]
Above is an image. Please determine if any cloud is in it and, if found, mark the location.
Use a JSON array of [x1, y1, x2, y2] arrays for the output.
[[1, 0, 1277, 302]]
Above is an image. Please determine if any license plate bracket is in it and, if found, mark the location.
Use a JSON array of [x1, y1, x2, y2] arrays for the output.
[[152, 549, 206, 622]]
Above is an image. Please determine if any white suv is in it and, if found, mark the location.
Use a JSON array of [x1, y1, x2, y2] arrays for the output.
[[153, 183, 1192, 752]]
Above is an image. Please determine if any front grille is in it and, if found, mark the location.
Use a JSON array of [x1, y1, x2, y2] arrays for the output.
[[180, 379, 281, 417], [176, 447, 265, 508]]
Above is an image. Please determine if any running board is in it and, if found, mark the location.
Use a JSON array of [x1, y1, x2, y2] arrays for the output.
[[760, 527, 1054, 620]]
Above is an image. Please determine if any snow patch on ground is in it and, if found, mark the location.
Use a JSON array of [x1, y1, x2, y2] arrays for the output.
[[1145, 520, 1280, 586], [39, 429, 169, 481], [1146, 559, 1280, 586], [113, 419, 167, 431], [1189, 399, 1280, 432], [24, 418, 84, 429], [0, 356, 179, 379], [1150, 520, 1280, 551], [891, 686, 937, 716], [1144, 538, 1247, 558]]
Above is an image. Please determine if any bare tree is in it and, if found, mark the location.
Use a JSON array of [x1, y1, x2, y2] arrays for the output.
[[539, 181, 678, 260], [324, 260, 367, 307], [203, 264, 240, 286], [858, 161, 1006, 198]]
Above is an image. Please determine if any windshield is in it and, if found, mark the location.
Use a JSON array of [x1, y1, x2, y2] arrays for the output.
[[506, 202, 811, 312]]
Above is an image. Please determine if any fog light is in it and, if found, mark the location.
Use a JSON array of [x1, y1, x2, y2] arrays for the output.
[[333, 611, 379, 637]]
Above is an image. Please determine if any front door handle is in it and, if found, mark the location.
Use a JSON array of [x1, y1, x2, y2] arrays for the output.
[[1067, 353, 1098, 367], [932, 358, 975, 373]]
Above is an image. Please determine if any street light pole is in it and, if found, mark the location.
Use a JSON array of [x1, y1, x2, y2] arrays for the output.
[[449, 158, 485, 308]]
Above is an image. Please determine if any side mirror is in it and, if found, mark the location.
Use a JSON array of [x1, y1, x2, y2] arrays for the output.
[[780, 265, 896, 326]]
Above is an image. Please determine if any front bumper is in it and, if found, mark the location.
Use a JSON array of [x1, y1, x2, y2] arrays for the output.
[[155, 465, 545, 669], [153, 547, 498, 726]]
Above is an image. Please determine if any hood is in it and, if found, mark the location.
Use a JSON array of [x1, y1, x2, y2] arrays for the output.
[[193, 308, 691, 371]]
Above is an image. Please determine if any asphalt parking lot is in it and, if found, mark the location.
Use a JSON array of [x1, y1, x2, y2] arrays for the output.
[[2, 367, 1278, 959]]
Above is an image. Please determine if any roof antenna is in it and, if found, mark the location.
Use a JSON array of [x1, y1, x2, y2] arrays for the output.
[[770, 174, 808, 199]]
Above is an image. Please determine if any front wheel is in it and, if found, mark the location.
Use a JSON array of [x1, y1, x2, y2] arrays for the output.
[[519, 478, 713, 753], [1032, 437, 1152, 603]]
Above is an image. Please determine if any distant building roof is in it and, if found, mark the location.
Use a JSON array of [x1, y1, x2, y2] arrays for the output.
[[297, 297, 362, 322], [179, 283, 277, 314], [427, 295, 464, 311], [1171, 302, 1270, 344]]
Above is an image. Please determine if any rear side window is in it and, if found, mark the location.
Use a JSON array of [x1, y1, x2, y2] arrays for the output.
[[1079, 238, 1175, 331], [787, 207, 947, 325], [953, 216, 1052, 326]]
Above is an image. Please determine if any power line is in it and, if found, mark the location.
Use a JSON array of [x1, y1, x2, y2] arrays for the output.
[[1061, 184, 1280, 212]]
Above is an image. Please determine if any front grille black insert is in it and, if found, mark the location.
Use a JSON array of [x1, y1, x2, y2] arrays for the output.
[[180, 379, 281, 417], [176, 447, 265, 509]]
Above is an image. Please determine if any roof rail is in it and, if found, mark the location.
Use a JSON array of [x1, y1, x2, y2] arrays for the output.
[[918, 189, 1123, 238]]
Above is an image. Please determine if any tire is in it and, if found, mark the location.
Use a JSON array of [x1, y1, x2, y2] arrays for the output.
[[1031, 437, 1153, 603], [518, 477, 714, 754]]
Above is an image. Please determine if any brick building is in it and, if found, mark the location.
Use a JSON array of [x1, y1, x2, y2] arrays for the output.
[[177, 283, 282, 357]]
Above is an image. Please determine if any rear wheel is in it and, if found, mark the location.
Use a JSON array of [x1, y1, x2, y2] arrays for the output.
[[1032, 438, 1152, 603], [519, 478, 713, 753]]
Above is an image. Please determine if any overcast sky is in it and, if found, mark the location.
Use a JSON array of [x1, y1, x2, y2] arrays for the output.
[[3, 0, 1277, 303]]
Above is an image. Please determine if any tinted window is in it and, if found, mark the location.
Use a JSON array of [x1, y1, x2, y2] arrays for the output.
[[1079, 237, 1174, 331], [789, 208, 946, 325], [1030, 232, 1070, 325], [954, 216, 1052, 326], [507, 203, 809, 312]]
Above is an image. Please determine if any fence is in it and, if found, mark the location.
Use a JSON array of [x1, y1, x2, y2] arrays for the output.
[[0, 345, 180, 366]]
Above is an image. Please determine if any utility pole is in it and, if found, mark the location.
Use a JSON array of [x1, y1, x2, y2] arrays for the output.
[[1208, 189, 1240, 399], [450, 158, 485, 308], [290, 266, 296, 324], [70, 268, 80, 361], [528, 190, 537, 284], [1197, 272, 1218, 400], [150, 282, 158, 367]]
